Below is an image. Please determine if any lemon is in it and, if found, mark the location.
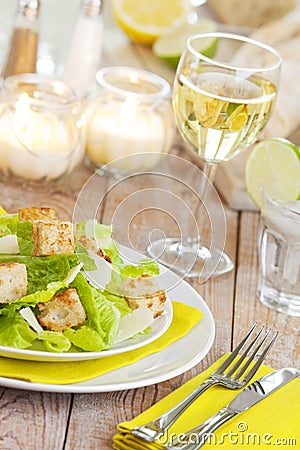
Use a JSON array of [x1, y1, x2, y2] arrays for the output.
[[228, 106, 248, 132], [111, 0, 193, 46], [153, 18, 218, 69], [245, 138, 300, 209], [0, 206, 7, 215]]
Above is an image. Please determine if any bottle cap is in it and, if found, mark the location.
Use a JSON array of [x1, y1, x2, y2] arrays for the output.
[[17, 0, 40, 18], [81, 0, 102, 16]]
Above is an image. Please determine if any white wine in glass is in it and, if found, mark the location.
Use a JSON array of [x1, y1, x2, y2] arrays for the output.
[[148, 32, 281, 280]]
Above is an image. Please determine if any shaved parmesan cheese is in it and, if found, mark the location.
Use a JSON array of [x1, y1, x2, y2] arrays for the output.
[[0, 234, 19, 254], [84, 250, 113, 289], [114, 306, 153, 343], [20, 307, 43, 333], [63, 263, 83, 285]]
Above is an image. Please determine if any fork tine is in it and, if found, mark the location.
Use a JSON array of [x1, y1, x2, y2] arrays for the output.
[[226, 325, 265, 377], [241, 330, 279, 383], [233, 327, 272, 380], [214, 323, 257, 375]]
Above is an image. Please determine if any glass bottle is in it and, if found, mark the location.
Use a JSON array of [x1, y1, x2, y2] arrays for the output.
[[2, 0, 40, 78], [62, 0, 103, 98]]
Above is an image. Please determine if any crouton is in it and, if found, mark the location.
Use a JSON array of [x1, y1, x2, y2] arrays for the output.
[[18, 207, 56, 222], [77, 234, 97, 253], [31, 220, 75, 256], [0, 262, 27, 303], [121, 274, 167, 318], [77, 235, 112, 263], [37, 288, 87, 332]]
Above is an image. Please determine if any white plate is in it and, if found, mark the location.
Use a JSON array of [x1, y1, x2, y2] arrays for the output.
[[0, 254, 173, 362], [0, 264, 215, 392], [0, 246, 215, 391], [0, 300, 172, 362]]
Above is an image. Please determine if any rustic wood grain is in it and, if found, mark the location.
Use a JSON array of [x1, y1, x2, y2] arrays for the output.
[[0, 2, 299, 450], [0, 389, 71, 450]]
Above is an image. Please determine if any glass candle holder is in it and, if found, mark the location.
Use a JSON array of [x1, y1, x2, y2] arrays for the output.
[[0, 73, 86, 183], [85, 66, 174, 175]]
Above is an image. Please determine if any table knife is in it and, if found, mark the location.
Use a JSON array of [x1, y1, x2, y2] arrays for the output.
[[166, 367, 299, 450]]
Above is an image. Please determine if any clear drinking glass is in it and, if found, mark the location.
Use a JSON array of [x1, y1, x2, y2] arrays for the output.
[[148, 32, 282, 279], [259, 191, 300, 316]]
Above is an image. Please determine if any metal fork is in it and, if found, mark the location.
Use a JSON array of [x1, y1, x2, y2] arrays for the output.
[[131, 323, 278, 443]]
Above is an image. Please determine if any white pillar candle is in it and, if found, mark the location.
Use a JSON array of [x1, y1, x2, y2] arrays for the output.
[[85, 66, 173, 174], [86, 96, 166, 172], [0, 78, 85, 182]]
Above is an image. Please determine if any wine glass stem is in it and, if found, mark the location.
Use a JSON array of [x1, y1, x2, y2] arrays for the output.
[[201, 162, 218, 199], [185, 162, 218, 246]]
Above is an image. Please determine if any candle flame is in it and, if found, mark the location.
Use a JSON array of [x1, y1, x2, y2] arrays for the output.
[[14, 93, 31, 134], [120, 96, 137, 124], [129, 73, 139, 84]]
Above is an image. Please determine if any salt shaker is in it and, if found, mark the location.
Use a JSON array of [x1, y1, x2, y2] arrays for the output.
[[2, 0, 40, 78], [62, 0, 104, 98]]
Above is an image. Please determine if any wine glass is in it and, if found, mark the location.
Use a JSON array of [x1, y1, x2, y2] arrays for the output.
[[148, 32, 282, 280]]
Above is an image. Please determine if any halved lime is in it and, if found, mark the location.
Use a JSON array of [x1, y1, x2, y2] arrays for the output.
[[152, 18, 218, 69], [245, 138, 300, 209]]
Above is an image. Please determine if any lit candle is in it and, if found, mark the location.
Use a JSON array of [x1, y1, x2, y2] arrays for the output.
[[0, 75, 85, 182], [86, 97, 168, 172], [85, 67, 173, 174]]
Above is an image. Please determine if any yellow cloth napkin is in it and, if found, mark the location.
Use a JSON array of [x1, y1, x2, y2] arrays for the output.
[[0, 302, 202, 385], [114, 355, 300, 450]]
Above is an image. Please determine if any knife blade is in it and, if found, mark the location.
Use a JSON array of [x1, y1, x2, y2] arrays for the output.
[[167, 368, 299, 450], [229, 367, 299, 412]]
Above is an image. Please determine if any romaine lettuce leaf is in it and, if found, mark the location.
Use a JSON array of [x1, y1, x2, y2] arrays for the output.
[[120, 258, 160, 278], [0, 310, 37, 348], [91, 287, 121, 348], [0, 214, 18, 236], [69, 272, 105, 339], [102, 291, 132, 317], [0, 308, 72, 352], [64, 326, 105, 352], [17, 221, 33, 255], [37, 331, 71, 352], [68, 251, 97, 272]]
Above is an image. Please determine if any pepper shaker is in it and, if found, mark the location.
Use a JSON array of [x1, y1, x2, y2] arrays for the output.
[[2, 0, 40, 78]]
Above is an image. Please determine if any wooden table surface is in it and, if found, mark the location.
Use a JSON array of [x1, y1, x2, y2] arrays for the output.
[[0, 3, 299, 449]]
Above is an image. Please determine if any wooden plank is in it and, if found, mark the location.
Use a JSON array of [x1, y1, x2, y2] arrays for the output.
[[0, 389, 71, 450]]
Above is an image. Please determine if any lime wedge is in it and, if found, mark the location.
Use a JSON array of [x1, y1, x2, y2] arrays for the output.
[[245, 138, 300, 209], [152, 18, 218, 69]]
